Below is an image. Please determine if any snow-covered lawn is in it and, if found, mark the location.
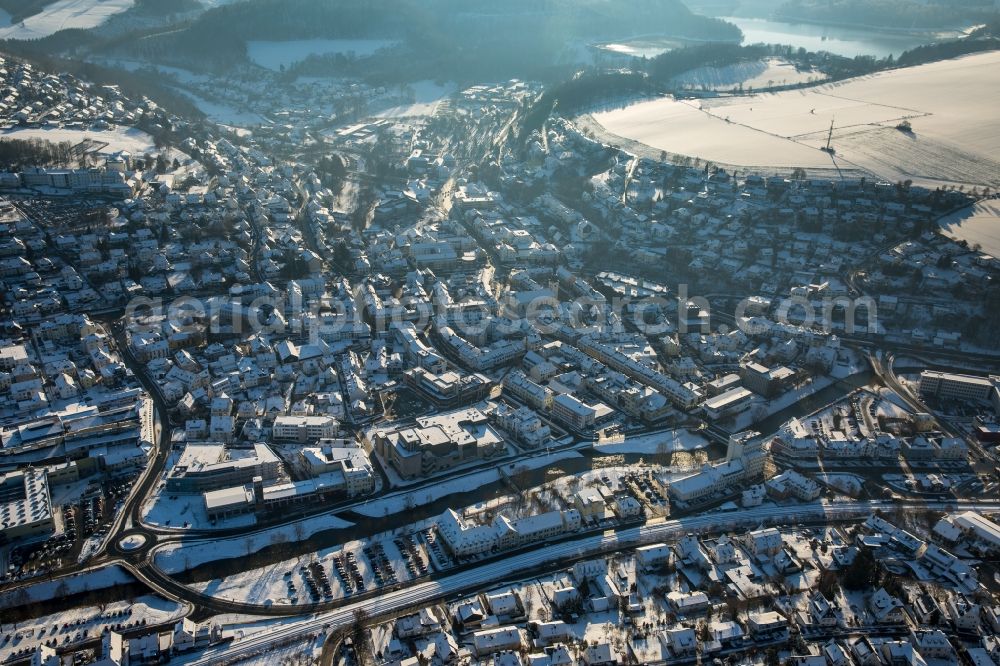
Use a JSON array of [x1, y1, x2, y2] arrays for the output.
[[154, 514, 354, 574], [175, 89, 269, 127], [247, 39, 397, 71], [938, 199, 1000, 258], [354, 449, 584, 518], [142, 489, 255, 531], [0, 126, 156, 155], [591, 428, 708, 455], [0, 595, 184, 662], [814, 472, 865, 496], [591, 51, 1000, 189], [0, 0, 134, 40], [76, 534, 104, 563]]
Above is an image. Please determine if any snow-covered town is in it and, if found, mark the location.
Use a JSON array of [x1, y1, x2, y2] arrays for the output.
[[1, 1, 1000, 665]]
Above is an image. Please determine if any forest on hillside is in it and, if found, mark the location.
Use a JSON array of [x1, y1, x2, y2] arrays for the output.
[[775, 0, 999, 30], [113, 0, 742, 80]]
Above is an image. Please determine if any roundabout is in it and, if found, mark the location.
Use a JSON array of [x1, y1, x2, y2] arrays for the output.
[[118, 534, 148, 552]]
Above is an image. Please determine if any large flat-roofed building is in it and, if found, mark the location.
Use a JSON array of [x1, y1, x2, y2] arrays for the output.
[[952, 511, 1000, 555], [204, 445, 376, 522], [370, 407, 505, 479], [203, 485, 255, 521], [272, 415, 338, 443], [167, 442, 281, 492], [0, 467, 54, 541], [702, 387, 755, 421], [402, 367, 492, 407], [740, 363, 795, 397], [918, 370, 995, 402]]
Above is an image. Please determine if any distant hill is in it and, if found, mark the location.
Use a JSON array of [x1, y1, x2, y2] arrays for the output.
[[775, 0, 999, 30], [112, 0, 742, 79]]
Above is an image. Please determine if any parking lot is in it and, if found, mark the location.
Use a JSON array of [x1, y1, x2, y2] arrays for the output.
[[273, 527, 456, 606], [3, 474, 137, 581]]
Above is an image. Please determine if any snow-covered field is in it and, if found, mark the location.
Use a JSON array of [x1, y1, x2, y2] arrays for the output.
[[591, 51, 1000, 189], [671, 58, 825, 91], [373, 80, 455, 119], [0, 0, 134, 40], [247, 39, 397, 71], [938, 199, 1000, 257], [591, 94, 836, 170], [0, 126, 156, 155], [154, 514, 354, 574], [591, 428, 708, 455], [176, 89, 269, 127], [594, 38, 683, 59]]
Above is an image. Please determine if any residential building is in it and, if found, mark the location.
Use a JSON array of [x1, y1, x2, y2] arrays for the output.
[[503, 370, 554, 410], [550, 393, 599, 431], [918, 370, 995, 402], [272, 415, 338, 443]]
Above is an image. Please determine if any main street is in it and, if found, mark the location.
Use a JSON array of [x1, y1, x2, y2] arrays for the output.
[[175, 497, 1000, 665]]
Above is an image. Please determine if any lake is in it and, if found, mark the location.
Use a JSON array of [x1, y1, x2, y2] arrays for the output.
[[596, 17, 964, 61], [722, 16, 961, 59]]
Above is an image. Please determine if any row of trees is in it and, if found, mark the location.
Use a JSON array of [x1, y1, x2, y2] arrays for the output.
[[0, 138, 80, 170]]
